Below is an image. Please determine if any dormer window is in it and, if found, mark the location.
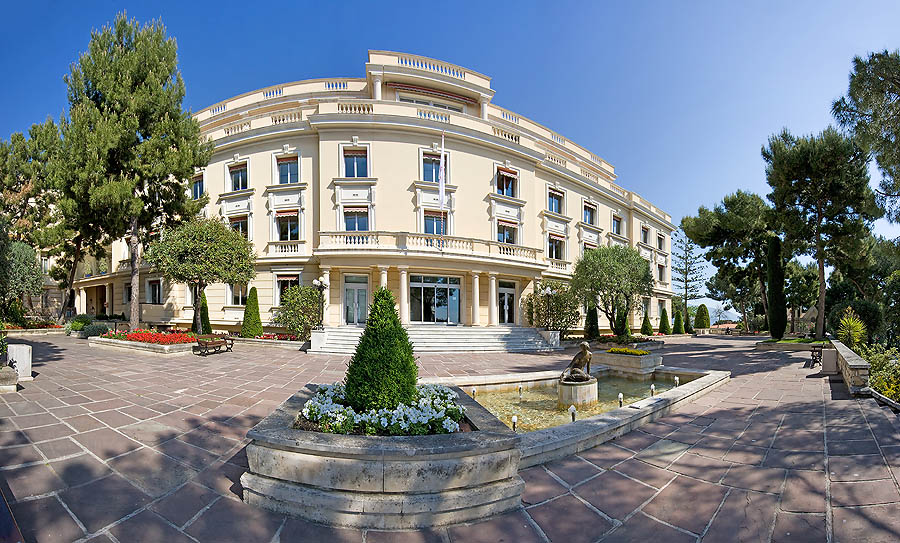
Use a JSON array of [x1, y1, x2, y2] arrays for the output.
[[229, 163, 248, 191], [277, 156, 299, 184], [497, 168, 517, 197], [343, 149, 368, 178]]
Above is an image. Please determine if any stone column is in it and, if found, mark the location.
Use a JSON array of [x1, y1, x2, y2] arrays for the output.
[[105, 283, 113, 314], [399, 267, 409, 325], [471, 273, 481, 326], [480, 97, 489, 120], [321, 267, 332, 327], [379, 266, 389, 289], [373, 75, 383, 101], [488, 273, 498, 326]]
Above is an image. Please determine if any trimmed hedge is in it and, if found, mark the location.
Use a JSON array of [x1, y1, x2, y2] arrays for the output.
[[585, 307, 600, 340], [766, 236, 787, 339], [694, 304, 710, 328], [641, 313, 653, 335], [607, 347, 650, 356], [240, 287, 263, 338], [659, 308, 671, 335], [673, 310, 685, 334]]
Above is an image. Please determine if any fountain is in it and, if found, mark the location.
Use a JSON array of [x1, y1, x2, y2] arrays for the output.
[[558, 342, 599, 408]]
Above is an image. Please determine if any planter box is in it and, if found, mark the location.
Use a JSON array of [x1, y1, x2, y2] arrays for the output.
[[594, 351, 663, 375], [87, 337, 195, 356], [241, 386, 523, 529], [595, 340, 663, 352], [231, 337, 309, 351], [70, 331, 88, 339], [5, 328, 66, 337]]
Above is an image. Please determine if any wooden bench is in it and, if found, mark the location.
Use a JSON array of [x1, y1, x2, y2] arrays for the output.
[[195, 335, 234, 356]]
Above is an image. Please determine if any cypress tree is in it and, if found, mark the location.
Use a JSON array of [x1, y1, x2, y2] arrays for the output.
[[673, 310, 685, 334], [641, 313, 653, 335], [200, 292, 212, 334], [240, 287, 263, 338], [766, 236, 787, 339], [684, 309, 694, 334], [659, 308, 671, 335], [694, 304, 711, 328], [344, 288, 417, 412], [585, 307, 600, 340]]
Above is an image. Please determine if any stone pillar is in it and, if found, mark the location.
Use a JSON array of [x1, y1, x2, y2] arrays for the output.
[[321, 267, 332, 327], [480, 97, 489, 120], [373, 75, 383, 101], [399, 267, 409, 324], [379, 266, 389, 289], [8, 344, 32, 382], [105, 283, 113, 314], [471, 273, 481, 326], [488, 273, 498, 326]]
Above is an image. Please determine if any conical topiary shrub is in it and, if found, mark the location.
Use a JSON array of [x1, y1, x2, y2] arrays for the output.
[[673, 310, 685, 334], [659, 307, 671, 335], [344, 288, 417, 412], [685, 309, 694, 334], [192, 291, 213, 334], [695, 304, 710, 329], [585, 307, 600, 340], [641, 313, 653, 336], [240, 287, 263, 338]]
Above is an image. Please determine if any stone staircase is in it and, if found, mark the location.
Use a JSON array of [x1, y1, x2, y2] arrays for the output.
[[309, 326, 560, 355]]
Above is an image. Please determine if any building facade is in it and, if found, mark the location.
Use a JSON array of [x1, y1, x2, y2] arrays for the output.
[[72, 51, 675, 332]]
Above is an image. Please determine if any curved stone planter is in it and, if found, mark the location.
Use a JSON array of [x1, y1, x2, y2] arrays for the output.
[[241, 386, 524, 529], [594, 351, 663, 376], [87, 337, 195, 355]]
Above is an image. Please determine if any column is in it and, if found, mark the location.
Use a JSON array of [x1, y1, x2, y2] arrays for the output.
[[488, 273, 498, 326], [480, 97, 489, 120], [105, 284, 113, 314], [373, 75, 383, 101], [321, 267, 332, 327], [471, 273, 481, 326], [379, 266, 388, 289], [399, 267, 409, 325]]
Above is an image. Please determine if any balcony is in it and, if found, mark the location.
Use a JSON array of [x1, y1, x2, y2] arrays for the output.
[[265, 240, 306, 256], [316, 231, 546, 269]]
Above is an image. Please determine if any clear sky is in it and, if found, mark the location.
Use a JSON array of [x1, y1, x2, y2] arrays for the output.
[[3, 1, 899, 317]]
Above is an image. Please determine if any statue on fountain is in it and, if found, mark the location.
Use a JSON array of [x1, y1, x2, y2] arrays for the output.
[[560, 341, 592, 383]]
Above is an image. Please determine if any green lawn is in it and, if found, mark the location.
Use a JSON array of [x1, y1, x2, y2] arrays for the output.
[[760, 338, 828, 344]]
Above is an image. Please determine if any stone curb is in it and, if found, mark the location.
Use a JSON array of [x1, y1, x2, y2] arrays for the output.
[[87, 337, 196, 355]]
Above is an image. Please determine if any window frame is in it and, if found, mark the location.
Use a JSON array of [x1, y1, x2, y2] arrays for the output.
[[612, 215, 623, 236], [230, 283, 248, 306], [341, 145, 370, 178], [229, 215, 249, 239], [548, 234, 566, 261], [657, 233, 666, 251], [276, 155, 300, 185], [275, 210, 301, 241], [497, 220, 518, 245], [398, 93, 465, 113], [658, 264, 666, 282], [228, 163, 249, 192], [274, 274, 300, 307], [496, 167, 518, 198], [146, 278, 163, 305], [547, 189, 565, 215], [191, 173, 205, 200], [641, 226, 650, 245], [419, 149, 449, 184], [343, 206, 370, 232], [583, 203, 596, 226]]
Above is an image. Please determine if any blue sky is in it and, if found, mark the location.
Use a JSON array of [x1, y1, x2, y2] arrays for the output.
[[3, 1, 900, 317]]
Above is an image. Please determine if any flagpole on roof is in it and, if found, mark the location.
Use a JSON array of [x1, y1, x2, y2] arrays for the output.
[[438, 130, 446, 243]]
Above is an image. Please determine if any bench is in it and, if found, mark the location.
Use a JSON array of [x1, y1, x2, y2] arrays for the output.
[[195, 335, 234, 356]]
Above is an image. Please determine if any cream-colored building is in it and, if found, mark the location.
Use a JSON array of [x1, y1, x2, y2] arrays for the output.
[[72, 51, 675, 333]]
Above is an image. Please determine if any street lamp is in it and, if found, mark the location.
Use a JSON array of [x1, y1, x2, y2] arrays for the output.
[[312, 276, 328, 330], [542, 286, 555, 330]]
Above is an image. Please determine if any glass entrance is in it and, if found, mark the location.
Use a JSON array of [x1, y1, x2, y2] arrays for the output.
[[498, 281, 516, 325], [410, 275, 461, 324], [344, 276, 368, 325]]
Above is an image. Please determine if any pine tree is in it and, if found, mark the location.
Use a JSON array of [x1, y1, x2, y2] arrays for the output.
[[671, 227, 706, 322], [659, 308, 671, 335], [585, 307, 600, 340], [641, 313, 653, 335], [344, 288, 417, 412], [694, 304, 711, 328], [673, 310, 685, 334], [240, 287, 263, 338]]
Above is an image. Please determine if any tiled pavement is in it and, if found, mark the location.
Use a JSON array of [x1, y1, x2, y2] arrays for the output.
[[1, 336, 900, 542]]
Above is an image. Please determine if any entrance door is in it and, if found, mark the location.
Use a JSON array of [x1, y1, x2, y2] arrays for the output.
[[410, 275, 461, 324], [344, 276, 368, 325], [498, 281, 516, 325]]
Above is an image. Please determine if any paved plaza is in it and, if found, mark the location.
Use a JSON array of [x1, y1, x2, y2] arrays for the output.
[[1, 335, 899, 542]]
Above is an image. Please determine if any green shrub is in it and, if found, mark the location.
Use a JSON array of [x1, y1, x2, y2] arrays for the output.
[[240, 287, 263, 338], [521, 280, 581, 339], [83, 323, 109, 337], [684, 310, 694, 334], [70, 321, 86, 332], [2, 299, 28, 327], [641, 313, 653, 335], [607, 347, 650, 356], [828, 300, 883, 343], [859, 344, 900, 401], [585, 307, 600, 340], [694, 304, 710, 328], [273, 285, 323, 341], [72, 314, 93, 326], [673, 310, 685, 334], [837, 307, 867, 351], [193, 292, 212, 335], [658, 308, 671, 335], [344, 288, 417, 412], [0, 322, 6, 358], [614, 308, 631, 339]]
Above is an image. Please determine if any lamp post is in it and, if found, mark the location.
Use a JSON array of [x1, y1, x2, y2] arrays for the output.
[[312, 276, 328, 330], [543, 286, 555, 330]]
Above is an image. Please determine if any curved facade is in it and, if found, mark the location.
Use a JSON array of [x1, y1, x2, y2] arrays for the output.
[[72, 50, 675, 332]]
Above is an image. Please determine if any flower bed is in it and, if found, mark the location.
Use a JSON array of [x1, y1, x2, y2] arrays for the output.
[[3, 321, 63, 330], [99, 329, 197, 345], [255, 333, 300, 341], [596, 334, 655, 344], [607, 347, 650, 356], [297, 383, 466, 435]]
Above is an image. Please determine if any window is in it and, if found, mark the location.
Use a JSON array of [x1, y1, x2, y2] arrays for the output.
[[399, 95, 463, 113], [343, 149, 368, 178], [147, 279, 162, 305], [548, 190, 564, 214], [422, 153, 443, 183], [612, 216, 622, 236], [275, 276, 300, 306], [657, 234, 665, 251], [497, 169, 517, 197], [658, 264, 666, 281], [230, 216, 249, 239], [187, 284, 200, 306], [583, 204, 596, 225], [423, 211, 447, 236], [343, 207, 369, 231], [192, 176, 204, 200], [276, 211, 300, 241], [497, 221, 517, 244], [641, 227, 649, 244], [229, 164, 248, 191], [231, 284, 248, 306], [658, 300, 665, 317], [548, 235, 565, 260], [40, 256, 50, 273], [583, 242, 597, 254], [124, 284, 131, 303], [277, 156, 299, 184], [643, 298, 650, 317]]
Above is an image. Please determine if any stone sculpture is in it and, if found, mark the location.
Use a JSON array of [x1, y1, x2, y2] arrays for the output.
[[560, 341, 592, 382]]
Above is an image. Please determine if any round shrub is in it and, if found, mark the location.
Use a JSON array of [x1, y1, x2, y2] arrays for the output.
[[70, 321, 86, 332], [240, 287, 263, 338], [344, 288, 417, 412], [72, 314, 93, 326], [83, 323, 109, 337], [694, 304, 710, 328], [658, 308, 671, 335], [673, 310, 685, 334], [641, 313, 653, 335]]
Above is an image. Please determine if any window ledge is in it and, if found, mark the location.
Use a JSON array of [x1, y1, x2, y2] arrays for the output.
[[413, 180, 458, 192], [218, 188, 255, 200], [264, 182, 307, 193], [577, 221, 603, 233], [223, 305, 246, 310], [333, 177, 377, 186], [607, 232, 630, 243], [488, 193, 526, 207], [540, 210, 573, 222]]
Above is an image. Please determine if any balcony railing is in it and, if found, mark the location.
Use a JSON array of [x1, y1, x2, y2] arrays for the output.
[[317, 231, 544, 265], [266, 241, 304, 256]]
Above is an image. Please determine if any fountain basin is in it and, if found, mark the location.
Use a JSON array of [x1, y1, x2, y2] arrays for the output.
[[558, 377, 598, 408]]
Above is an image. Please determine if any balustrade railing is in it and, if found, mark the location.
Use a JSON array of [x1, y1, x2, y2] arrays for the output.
[[268, 241, 303, 255], [337, 102, 374, 115], [318, 231, 543, 264]]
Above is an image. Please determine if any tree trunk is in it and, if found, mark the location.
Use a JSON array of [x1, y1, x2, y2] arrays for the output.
[[740, 300, 749, 333], [816, 253, 826, 339], [129, 217, 140, 331], [56, 239, 83, 323], [790, 306, 796, 334], [757, 269, 769, 328], [193, 281, 204, 333]]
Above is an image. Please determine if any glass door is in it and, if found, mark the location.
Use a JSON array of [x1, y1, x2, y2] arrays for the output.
[[498, 281, 516, 325], [410, 275, 461, 324], [344, 276, 368, 325]]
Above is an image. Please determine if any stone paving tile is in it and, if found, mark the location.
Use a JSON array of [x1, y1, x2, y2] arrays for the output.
[[92, 409, 139, 428], [702, 489, 777, 542], [543, 455, 601, 486], [108, 447, 199, 498], [150, 483, 221, 528], [527, 494, 612, 543], [108, 509, 196, 543], [34, 437, 83, 459], [577, 442, 633, 468], [22, 423, 75, 443], [612, 429, 659, 453], [723, 442, 768, 466], [58, 474, 151, 533], [827, 439, 881, 456], [0, 443, 43, 467], [634, 438, 692, 468], [519, 467, 567, 505], [763, 449, 824, 471], [185, 496, 284, 543], [11, 495, 85, 543], [0, 429, 29, 447], [367, 529, 445, 543], [573, 469, 656, 520], [156, 436, 220, 470], [72, 427, 142, 460], [832, 503, 900, 543], [828, 454, 892, 481], [12, 412, 59, 429], [2, 463, 67, 501], [119, 420, 181, 446], [830, 479, 900, 506], [446, 510, 543, 543], [771, 512, 827, 543], [642, 475, 729, 534], [667, 452, 733, 483], [49, 453, 112, 487], [721, 464, 786, 494], [601, 511, 696, 543], [772, 429, 824, 452], [194, 459, 246, 498], [612, 458, 677, 489], [689, 435, 735, 460]]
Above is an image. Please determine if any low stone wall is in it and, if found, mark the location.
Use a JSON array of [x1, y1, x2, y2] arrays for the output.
[[593, 351, 663, 376], [230, 337, 309, 351], [831, 340, 870, 397], [595, 340, 663, 352], [87, 337, 196, 356], [422, 371, 561, 394], [241, 386, 524, 529], [5, 329, 66, 337]]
